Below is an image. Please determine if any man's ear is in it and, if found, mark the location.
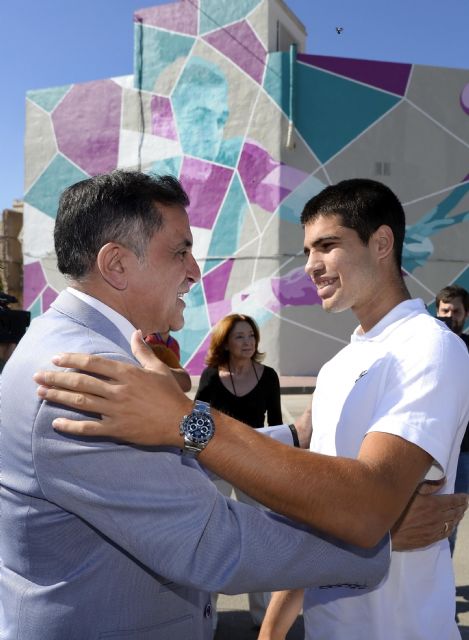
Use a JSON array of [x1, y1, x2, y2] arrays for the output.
[[96, 243, 130, 290], [373, 225, 394, 261]]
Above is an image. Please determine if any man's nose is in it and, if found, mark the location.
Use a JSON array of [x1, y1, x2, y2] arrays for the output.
[[188, 253, 201, 284]]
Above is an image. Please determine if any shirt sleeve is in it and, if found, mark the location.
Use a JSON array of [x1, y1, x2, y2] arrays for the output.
[[257, 424, 294, 445], [367, 331, 469, 476]]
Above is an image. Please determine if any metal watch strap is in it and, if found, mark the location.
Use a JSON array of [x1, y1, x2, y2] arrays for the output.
[[194, 400, 210, 414]]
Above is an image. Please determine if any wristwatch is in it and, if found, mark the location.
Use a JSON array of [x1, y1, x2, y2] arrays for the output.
[[179, 400, 215, 457]]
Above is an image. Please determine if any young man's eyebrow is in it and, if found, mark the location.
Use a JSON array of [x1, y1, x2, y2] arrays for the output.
[[303, 234, 341, 253]]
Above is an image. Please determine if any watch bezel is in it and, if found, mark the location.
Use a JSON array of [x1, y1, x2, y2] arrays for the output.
[[179, 401, 215, 456]]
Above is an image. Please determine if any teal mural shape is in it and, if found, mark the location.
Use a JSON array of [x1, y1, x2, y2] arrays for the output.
[[204, 173, 247, 273], [277, 174, 326, 223], [403, 181, 469, 272], [134, 25, 194, 92], [263, 53, 291, 117], [295, 63, 402, 164], [172, 56, 242, 166], [27, 85, 72, 113], [24, 154, 89, 219], [29, 297, 42, 320], [199, 0, 261, 35], [176, 281, 210, 364], [150, 156, 182, 177]]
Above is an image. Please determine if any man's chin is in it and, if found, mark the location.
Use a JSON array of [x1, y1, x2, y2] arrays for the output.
[[169, 316, 185, 332], [321, 298, 347, 314]]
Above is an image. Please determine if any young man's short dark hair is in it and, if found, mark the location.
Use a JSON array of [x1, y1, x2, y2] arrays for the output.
[[300, 179, 406, 270]]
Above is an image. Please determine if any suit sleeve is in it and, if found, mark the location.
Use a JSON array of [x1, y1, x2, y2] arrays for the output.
[[33, 354, 390, 595]]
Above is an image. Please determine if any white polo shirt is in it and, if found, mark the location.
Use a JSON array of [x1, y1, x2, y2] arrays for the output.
[[304, 299, 469, 640]]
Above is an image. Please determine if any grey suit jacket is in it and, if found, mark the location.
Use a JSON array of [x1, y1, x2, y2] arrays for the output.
[[0, 290, 390, 639]]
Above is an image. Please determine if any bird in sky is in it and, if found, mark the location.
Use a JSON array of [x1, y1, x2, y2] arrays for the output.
[[336, 27, 344, 34]]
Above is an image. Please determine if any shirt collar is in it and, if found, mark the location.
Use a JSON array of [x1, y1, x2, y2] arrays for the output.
[[352, 299, 427, 343], [66, 287, 135, 345]]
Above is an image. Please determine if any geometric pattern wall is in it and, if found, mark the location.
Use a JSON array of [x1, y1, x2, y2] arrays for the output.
[[23, 0, 469, 374]]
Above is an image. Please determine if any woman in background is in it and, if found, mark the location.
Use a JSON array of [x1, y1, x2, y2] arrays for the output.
[[195, 313, 282, 629], [196, 313, 282, 429]]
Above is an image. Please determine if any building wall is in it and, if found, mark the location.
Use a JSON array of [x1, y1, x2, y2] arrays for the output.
[[23, 0, 469, 374]]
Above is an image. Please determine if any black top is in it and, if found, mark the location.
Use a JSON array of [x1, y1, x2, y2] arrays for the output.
[[460, 333, 469, 350], [195, 365, 282, 428]]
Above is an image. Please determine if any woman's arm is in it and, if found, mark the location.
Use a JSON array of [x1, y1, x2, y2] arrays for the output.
[[266, 368, 283, 426], [258, 589, 304, 640]]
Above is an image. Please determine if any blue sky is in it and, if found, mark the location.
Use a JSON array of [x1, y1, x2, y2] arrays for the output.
[[1, 0, 468, 209]]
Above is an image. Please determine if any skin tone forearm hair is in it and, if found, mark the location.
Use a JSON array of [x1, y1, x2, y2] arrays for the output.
[[33, 331, 463, 549], [258, 588, 305, 640]]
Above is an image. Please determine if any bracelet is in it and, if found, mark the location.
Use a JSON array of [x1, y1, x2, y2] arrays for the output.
[[288, 423, 300, 448]]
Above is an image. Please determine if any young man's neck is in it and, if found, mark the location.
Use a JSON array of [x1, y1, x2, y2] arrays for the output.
[[356, 279, 411, 334]]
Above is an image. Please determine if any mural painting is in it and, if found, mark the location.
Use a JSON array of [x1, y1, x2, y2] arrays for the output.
[[23, 0, 469, 374]]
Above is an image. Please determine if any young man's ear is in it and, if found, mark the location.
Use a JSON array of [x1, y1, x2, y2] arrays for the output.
[[373, 225, 394, 261], [96, 243, 130, 290]]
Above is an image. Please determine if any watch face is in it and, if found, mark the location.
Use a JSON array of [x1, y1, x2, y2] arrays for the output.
[[184, 410, 214, 444]]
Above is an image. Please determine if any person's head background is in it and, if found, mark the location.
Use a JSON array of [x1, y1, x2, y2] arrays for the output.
[[205, 313, 264, 368], [54, 171, 189, 281], [435, 284, 469, 335]]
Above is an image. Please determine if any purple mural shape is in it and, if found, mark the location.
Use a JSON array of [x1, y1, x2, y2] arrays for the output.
[[298, 54, 412, 97], [151, 95, 178, 140], [180, 157, 233, 228], [23, 261, 46, 309], [134, 0, 198, 36], [271, 266, 321, 307], [203, 259, 234, 324], [203, 259, 234, 303], [185, 333, 212, 375], [461, 83, 469, 115], [203, 20, 266, 84], [42, 286, 59, 312], [238, 141, 308, 212], [52, 80, 122, 176]]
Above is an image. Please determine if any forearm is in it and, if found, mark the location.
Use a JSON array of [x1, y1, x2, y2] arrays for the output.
[[200, 412, 428, 547], [258, 589, 304, 640], [34, 348, 431, 547]]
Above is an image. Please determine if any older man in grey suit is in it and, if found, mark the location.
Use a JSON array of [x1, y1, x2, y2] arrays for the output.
[[0, 171, 391, 640]]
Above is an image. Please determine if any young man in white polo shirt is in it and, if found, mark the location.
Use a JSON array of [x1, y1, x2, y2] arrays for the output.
[[257, 180, 469, 640], [34, 179, 469, 640]]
